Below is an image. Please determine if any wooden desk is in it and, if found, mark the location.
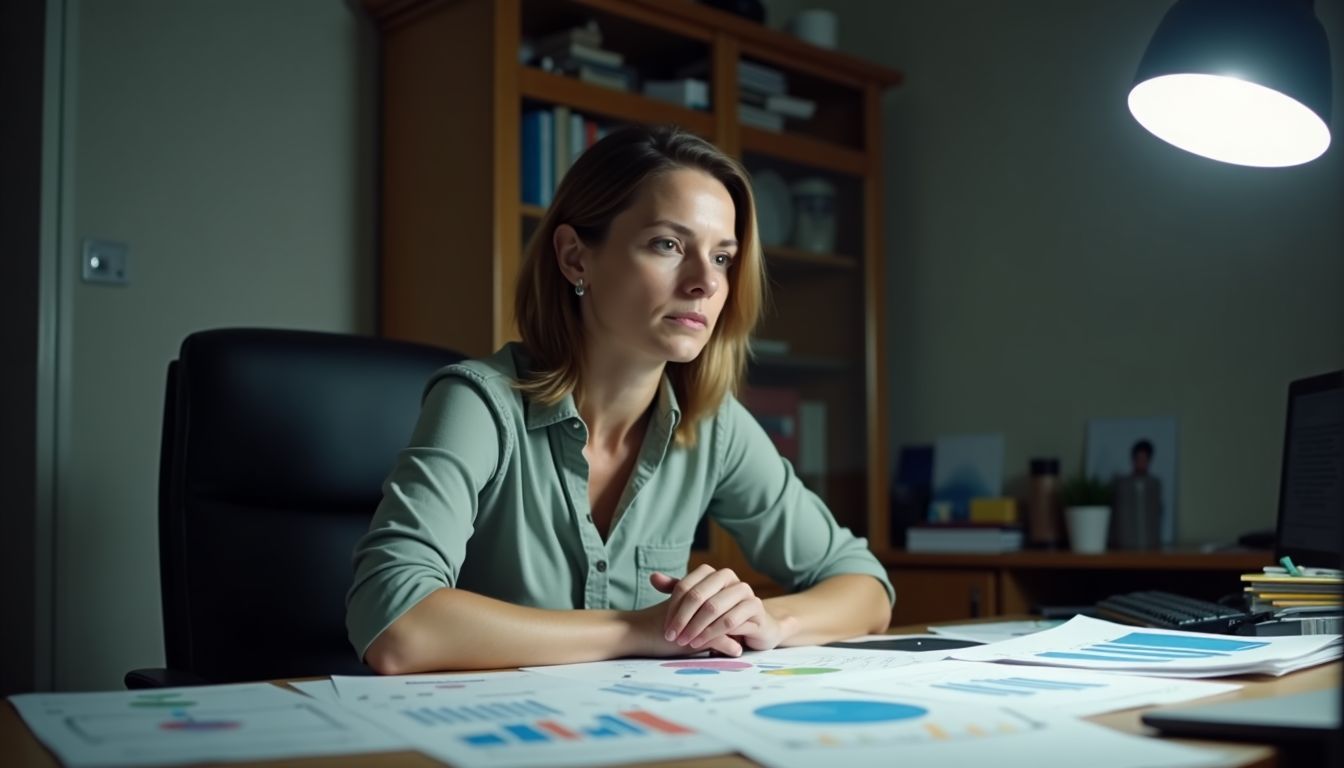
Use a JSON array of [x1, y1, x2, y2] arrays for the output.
[[2, 619, 1336, 768], [881, 549, 1272, 625]]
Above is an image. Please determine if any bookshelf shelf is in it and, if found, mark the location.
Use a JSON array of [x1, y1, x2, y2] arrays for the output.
[[741, 126, 868, 175], [766, 245, 859, 271], [520, 67, 715, 135], [363, 0, 903, 588]]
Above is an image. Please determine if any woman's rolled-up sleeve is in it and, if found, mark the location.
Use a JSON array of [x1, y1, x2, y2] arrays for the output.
[[344, 373, 506, 660], [705, 396, 895, 605]]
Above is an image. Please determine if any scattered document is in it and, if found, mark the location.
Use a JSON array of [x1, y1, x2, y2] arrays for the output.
[[950, 615, 1341, 677], [660, 688, 1221, 768], [523, 645, 925, 700], [929, 619, 1066, 644], [331, 670, 580, 702], [7, 683, 405, 767], [286, 678, 340, 702], [335, 683, 727, 768], [834, 659, 1240, 717]]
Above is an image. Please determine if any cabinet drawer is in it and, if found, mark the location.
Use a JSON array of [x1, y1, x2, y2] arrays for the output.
[[888, 568, 996, 626]]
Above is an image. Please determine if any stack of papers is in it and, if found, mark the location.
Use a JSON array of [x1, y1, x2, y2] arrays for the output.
[[6, 683, 403, 767], [950, 615, 1342, 677], [8, 617, 1339, 768]]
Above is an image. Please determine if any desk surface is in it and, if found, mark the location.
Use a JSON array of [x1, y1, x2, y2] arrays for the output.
[[2, 619, 1338, 768]]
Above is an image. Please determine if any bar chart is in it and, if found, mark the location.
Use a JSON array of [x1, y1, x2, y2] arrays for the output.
[[1036, 632, 1270, 663], [456, 710, 694, 749]]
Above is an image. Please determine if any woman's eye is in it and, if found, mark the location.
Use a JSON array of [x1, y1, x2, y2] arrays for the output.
[[714, 253, 734, 267], [653, 238, 679, 252]]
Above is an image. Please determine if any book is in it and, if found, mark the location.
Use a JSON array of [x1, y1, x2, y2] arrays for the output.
[[741, 387, 800, 462], [738, 103, 784, 132], [553, 105, 570, 191], [534, 40, 623, 68], [677, 59, 787, 96], [558, 60, 635, 91], [738, 59, 787, 95], [643, 78, 710, 110], [739, 90, 817, 119], [569, 110, 585, 171], [520, 108, 553, 206], [532, 20, 603, 52], [906, 524, 1024, 554]]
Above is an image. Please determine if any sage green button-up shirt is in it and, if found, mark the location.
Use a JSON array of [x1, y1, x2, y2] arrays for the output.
[[345, 344, 894, 659]]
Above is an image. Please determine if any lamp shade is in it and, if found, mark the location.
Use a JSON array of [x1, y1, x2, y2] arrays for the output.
[[1128, 0, 1332, 167]]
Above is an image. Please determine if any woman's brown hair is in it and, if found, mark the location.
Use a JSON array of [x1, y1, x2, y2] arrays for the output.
[[515, 124, 765, 447]]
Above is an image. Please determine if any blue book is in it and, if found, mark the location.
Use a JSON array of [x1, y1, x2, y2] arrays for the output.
[[520, 109, 549, 206], [538, 109, 554, 207]]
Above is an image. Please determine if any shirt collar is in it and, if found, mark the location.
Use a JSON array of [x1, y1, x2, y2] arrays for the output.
[[523, 372, 683, 434]]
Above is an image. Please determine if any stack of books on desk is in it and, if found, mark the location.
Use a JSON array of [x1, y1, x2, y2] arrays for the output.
[[1241, 566, 1342, 635], [906, 523, 1024, 553]]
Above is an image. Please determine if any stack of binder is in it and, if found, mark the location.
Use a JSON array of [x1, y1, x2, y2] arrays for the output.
[[1241, 566, 1342, 635]]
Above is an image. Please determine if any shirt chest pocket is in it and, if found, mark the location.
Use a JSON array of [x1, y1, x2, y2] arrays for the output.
[[634, 543, 691, 609]]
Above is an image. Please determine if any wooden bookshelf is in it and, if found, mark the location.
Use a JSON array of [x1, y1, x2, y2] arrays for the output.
[[361, 0, 904, 584]]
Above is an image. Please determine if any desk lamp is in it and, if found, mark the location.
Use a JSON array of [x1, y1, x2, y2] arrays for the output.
[[1128, 0, 1333, 167]]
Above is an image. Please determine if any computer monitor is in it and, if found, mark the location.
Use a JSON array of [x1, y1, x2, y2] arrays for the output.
[[1274, 370, 1344, 569]]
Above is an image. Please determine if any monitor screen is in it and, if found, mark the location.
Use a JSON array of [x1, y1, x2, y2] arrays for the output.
[[1275, 370, 1344, 569]]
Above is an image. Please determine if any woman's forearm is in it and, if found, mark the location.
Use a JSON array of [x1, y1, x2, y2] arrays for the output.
[[764, 574, 892, 646], [365, 588, 645, 674]]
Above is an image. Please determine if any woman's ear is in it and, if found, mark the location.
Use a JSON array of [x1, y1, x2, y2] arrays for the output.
[[553, 224, 587, 286]]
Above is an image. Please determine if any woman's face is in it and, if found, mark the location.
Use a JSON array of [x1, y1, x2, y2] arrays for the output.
[[571, 168, 737, 367]]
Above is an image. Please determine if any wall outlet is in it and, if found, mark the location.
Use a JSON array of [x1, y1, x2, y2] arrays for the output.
[[82, 239, 129, 285]]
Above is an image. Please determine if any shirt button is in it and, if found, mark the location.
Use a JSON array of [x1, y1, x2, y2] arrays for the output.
[[596, 560, 607, 573], [571, 420, 581, 429], [586, 514, 594, 524]]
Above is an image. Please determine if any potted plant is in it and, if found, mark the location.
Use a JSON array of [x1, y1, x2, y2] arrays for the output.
[[1060, 473, 1113, 553]]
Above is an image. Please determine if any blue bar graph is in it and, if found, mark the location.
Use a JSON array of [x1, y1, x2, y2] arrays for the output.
[[931, 676, 1110, 697], [601, 683, 708, 702], [503, 724, 549, 742], [399, 699, 562, 727], [463, 733, 506, 747], [1038, 632, 1270, 663], [457, 710, 687, 749]]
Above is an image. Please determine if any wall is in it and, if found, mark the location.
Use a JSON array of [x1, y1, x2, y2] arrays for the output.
[[52, 0, 376, 690], [766, 0, 1344, 544], [0, 0, 56, 697]]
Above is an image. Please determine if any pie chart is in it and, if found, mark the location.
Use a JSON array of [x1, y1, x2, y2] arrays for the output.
[[753, 700, 927, 724]]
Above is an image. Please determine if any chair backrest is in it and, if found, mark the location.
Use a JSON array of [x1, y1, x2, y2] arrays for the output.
[[159, 328, 464, 682]]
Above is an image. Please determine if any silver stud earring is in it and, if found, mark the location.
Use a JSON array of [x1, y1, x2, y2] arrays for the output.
[[574, 278, 585, 297]]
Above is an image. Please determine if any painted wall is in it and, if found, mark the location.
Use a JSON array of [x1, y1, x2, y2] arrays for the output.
[[765, 0, 1344, 544], [54, 0, 376, 690]]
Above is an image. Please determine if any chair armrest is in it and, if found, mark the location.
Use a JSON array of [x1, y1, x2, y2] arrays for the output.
[[124, 667, 211, 689]]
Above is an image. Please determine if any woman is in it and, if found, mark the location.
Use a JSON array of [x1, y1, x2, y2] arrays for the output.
[[347, 125, 893, 674]]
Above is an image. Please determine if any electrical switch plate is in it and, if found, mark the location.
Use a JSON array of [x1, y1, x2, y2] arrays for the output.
[[82, 238, 129, 285]]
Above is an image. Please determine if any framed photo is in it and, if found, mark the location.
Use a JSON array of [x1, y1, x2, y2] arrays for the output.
[[1085, 417, 1179, 545], [931, 433, 1005, 521]]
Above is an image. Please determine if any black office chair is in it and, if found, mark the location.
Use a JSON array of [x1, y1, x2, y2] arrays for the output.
[[125, 328, 465, 688]]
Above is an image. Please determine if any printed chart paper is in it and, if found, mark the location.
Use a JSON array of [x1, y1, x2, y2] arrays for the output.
[[338, 684, 727, 768], [7, 683, 405, 767], [662, 688, 1221, 768], [929, 619, 1065, 644], [950, 615, 1341, 677], [286, 679, 340, 702], [331, 670, 581, 701], [523, 645, 924, 702], [834, 659, 1240, 716]]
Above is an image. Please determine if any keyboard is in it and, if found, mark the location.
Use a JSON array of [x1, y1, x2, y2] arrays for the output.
[[1094, 590, 1269, 635]]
